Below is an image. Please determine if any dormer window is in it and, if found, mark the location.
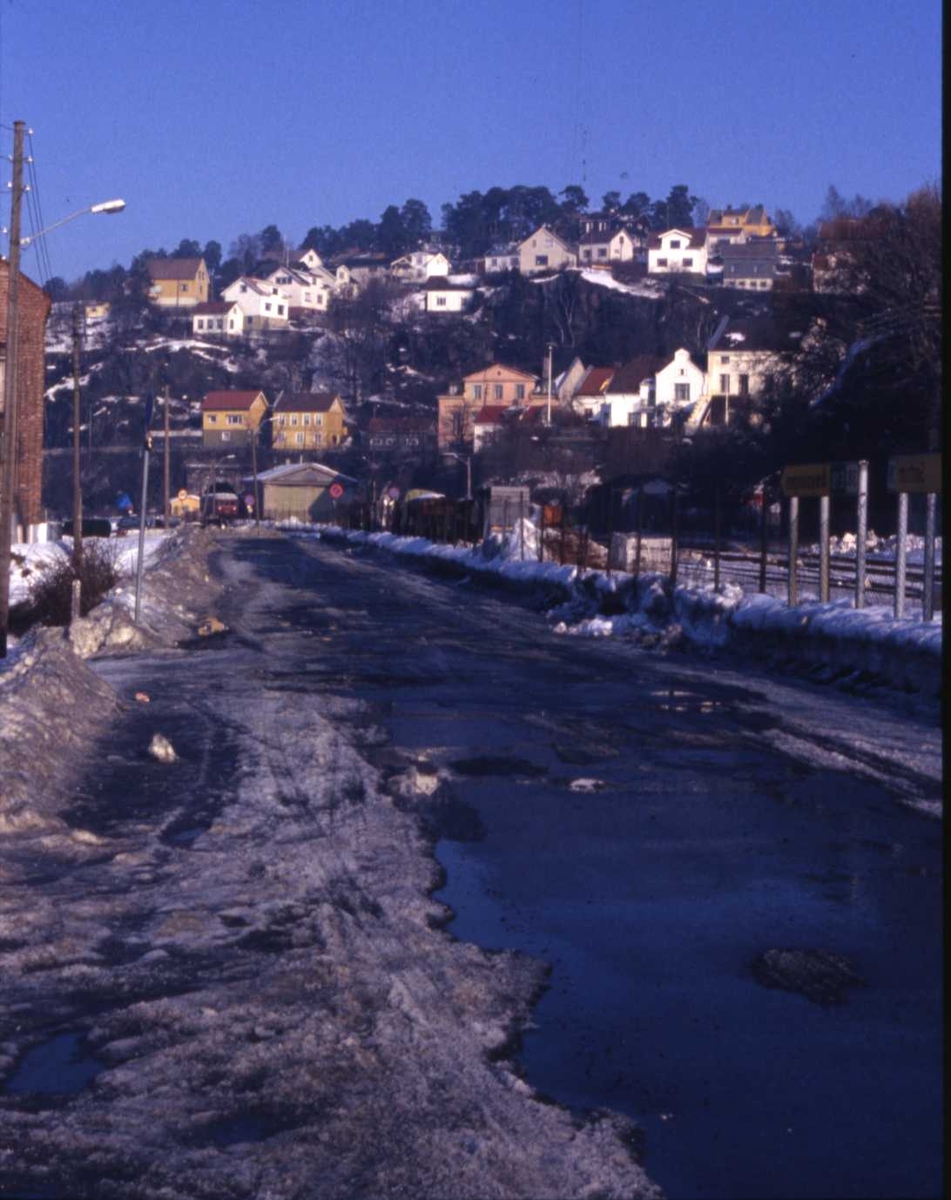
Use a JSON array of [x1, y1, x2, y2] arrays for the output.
[[669, 239, 681, 249]]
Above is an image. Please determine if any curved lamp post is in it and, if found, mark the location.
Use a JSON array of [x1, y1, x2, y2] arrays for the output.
[[0, 117, 125, 654]]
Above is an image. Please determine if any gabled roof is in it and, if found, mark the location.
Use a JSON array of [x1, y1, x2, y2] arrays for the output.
[[647, 228, 706, 250], [251, 461, 357, 485], [274, 391, 344, 413], [203, 390, 267, 412], [606, 356, 665, 393], [518, 225, 575, 253], [146, 257, 205, 280], [473, 405, 514, 425], [424, 277, 476, 291], [192, 301, 236, 315], [575, 366, 616, 397], [463, 363, 538, 383], [708, 316, 808, 354]]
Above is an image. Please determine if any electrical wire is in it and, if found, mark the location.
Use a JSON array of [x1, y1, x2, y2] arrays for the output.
[[26, 132, 55, 286]]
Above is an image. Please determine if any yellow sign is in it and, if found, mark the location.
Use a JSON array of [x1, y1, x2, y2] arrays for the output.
[[887, 454, 942, 494], [177, 488, 188, 500], [781, 463, 831, 498]]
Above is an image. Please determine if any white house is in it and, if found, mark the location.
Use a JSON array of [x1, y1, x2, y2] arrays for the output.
[[424, 278, 477, 313], [576, 224, 643, 266], [221, 277, 290, 330], [483, 244, 520, 273], [647, 228, 708, 275], [262, 264, 335, 311], [517, 226, 577, 275], [297, 248, 325, 272], [596, 356, 664, 427], [390, 250, 452, 284], [191, 300, 244, 338], [654, 348, 707, 415]]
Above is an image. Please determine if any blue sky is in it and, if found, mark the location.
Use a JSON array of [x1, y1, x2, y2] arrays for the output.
[[0, 0, 941, 283]]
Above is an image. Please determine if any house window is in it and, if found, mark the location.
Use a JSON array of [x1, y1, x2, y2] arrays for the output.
[[247, 316, 254, 325], [221, 431, 231, 441], [494, 384, 503, 400], [207, 414, 217, 424], [180, 283, 188, 292], [227, 414, 242, 425], [277, 305, 285, 315], [229, 320, 234, 329], [657, 257, 668, 267], [683, 257, 693, 267], [291, 414, 299, 426], [315, 414, 323, 426], [315, 433, 323, 446], [719, 375, 731, 394], [278, 414, 286, 426], [515, 384, 525, 400], [265, 303, 272, 313], [535, 255, 549, 266], [738, 374, 750, 396], [436, 296, 447, 307], [720, 356, 730, 364], [216, 319, 223, 330], [303, 414, 311, 426], [294, 433, 304, 446], [597, 248, 607, 258], [197, 319, 204, 330], [669, 240, 681, 249], [674, 383, 690, 402], [473, 384, 482, 400], [240, 284, 248, 293]]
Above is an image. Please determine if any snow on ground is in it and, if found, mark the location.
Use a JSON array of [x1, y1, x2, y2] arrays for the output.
[[578, 268, 664, 298], [298, 522, 941, 693], [8, 532, 171, 612]]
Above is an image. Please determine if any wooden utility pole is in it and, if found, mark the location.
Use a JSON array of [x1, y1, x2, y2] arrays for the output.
[[71, 303, 84, 574], [163, 384, 171, 528], [0, 119, 26, 657]]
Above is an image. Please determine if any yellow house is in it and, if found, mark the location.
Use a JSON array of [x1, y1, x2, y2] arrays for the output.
[[273, 392, 347, 453], [146, 257, 211, 308], [706, 205, 776, 239], [201, 390, 268, 448], [436, 363, 539, 448], [84, 300, 111, 320]]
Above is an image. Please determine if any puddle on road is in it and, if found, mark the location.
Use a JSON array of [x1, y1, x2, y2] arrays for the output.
[[450, 755, 548, 778], [5, 1032, 103, 1096]]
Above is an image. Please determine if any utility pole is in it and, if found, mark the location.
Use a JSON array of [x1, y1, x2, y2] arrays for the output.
[[162, 384, 170, 528], [71, 302, 84, 575], [546, 342, 554, 425], [0, 119, 26, 658]]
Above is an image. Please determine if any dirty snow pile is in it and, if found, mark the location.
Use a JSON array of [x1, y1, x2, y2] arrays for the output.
[[309, 523, 942, 694]]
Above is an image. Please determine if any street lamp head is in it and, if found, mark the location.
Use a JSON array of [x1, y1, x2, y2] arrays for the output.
[[90, 199, 126, 215]]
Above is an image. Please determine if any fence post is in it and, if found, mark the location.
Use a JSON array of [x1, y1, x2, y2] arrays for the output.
[[560, 505, 566, 566], [713, 485, 721, 590], [855, 459, 868, 609], [788, 496, 799, 606], [519, 495, 525, 561], [634, 486, 643, 577], [538, 503, 545, 562], [894, 491, 908, 618], [759, 489, 768, 593], [819, 493, 830, 603], [669, 488, 679, 589], [923, 492, 936, 622]]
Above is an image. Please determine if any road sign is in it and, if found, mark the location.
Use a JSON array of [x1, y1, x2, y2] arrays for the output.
[[781, 463, 830, 497], [177, 488, 188, 501], [887, 454, 942, 494], [328, 482, 344, 499], [830, 461, 860, 496], [387, 486, 401, 500]]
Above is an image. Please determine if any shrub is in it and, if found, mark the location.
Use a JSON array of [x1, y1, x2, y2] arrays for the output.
[[15, 541, 120, 631]]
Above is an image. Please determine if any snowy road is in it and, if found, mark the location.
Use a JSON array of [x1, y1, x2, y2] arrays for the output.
[[0, 534, 942, 1199]]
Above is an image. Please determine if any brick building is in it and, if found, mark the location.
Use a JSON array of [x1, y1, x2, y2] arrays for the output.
[[0, 260, 52, 533]]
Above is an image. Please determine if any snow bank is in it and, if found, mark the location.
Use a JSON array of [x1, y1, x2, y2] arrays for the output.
[[311, 525, 942, 695]]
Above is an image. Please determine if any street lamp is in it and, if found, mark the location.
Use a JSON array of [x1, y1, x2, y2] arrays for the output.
[[0, 115, 125, 655]]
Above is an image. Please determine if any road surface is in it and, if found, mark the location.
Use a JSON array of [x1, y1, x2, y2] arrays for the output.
[[0, 533, 941, 1199]]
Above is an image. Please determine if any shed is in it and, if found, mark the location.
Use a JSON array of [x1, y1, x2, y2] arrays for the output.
[[248, 462, 357, 523]]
